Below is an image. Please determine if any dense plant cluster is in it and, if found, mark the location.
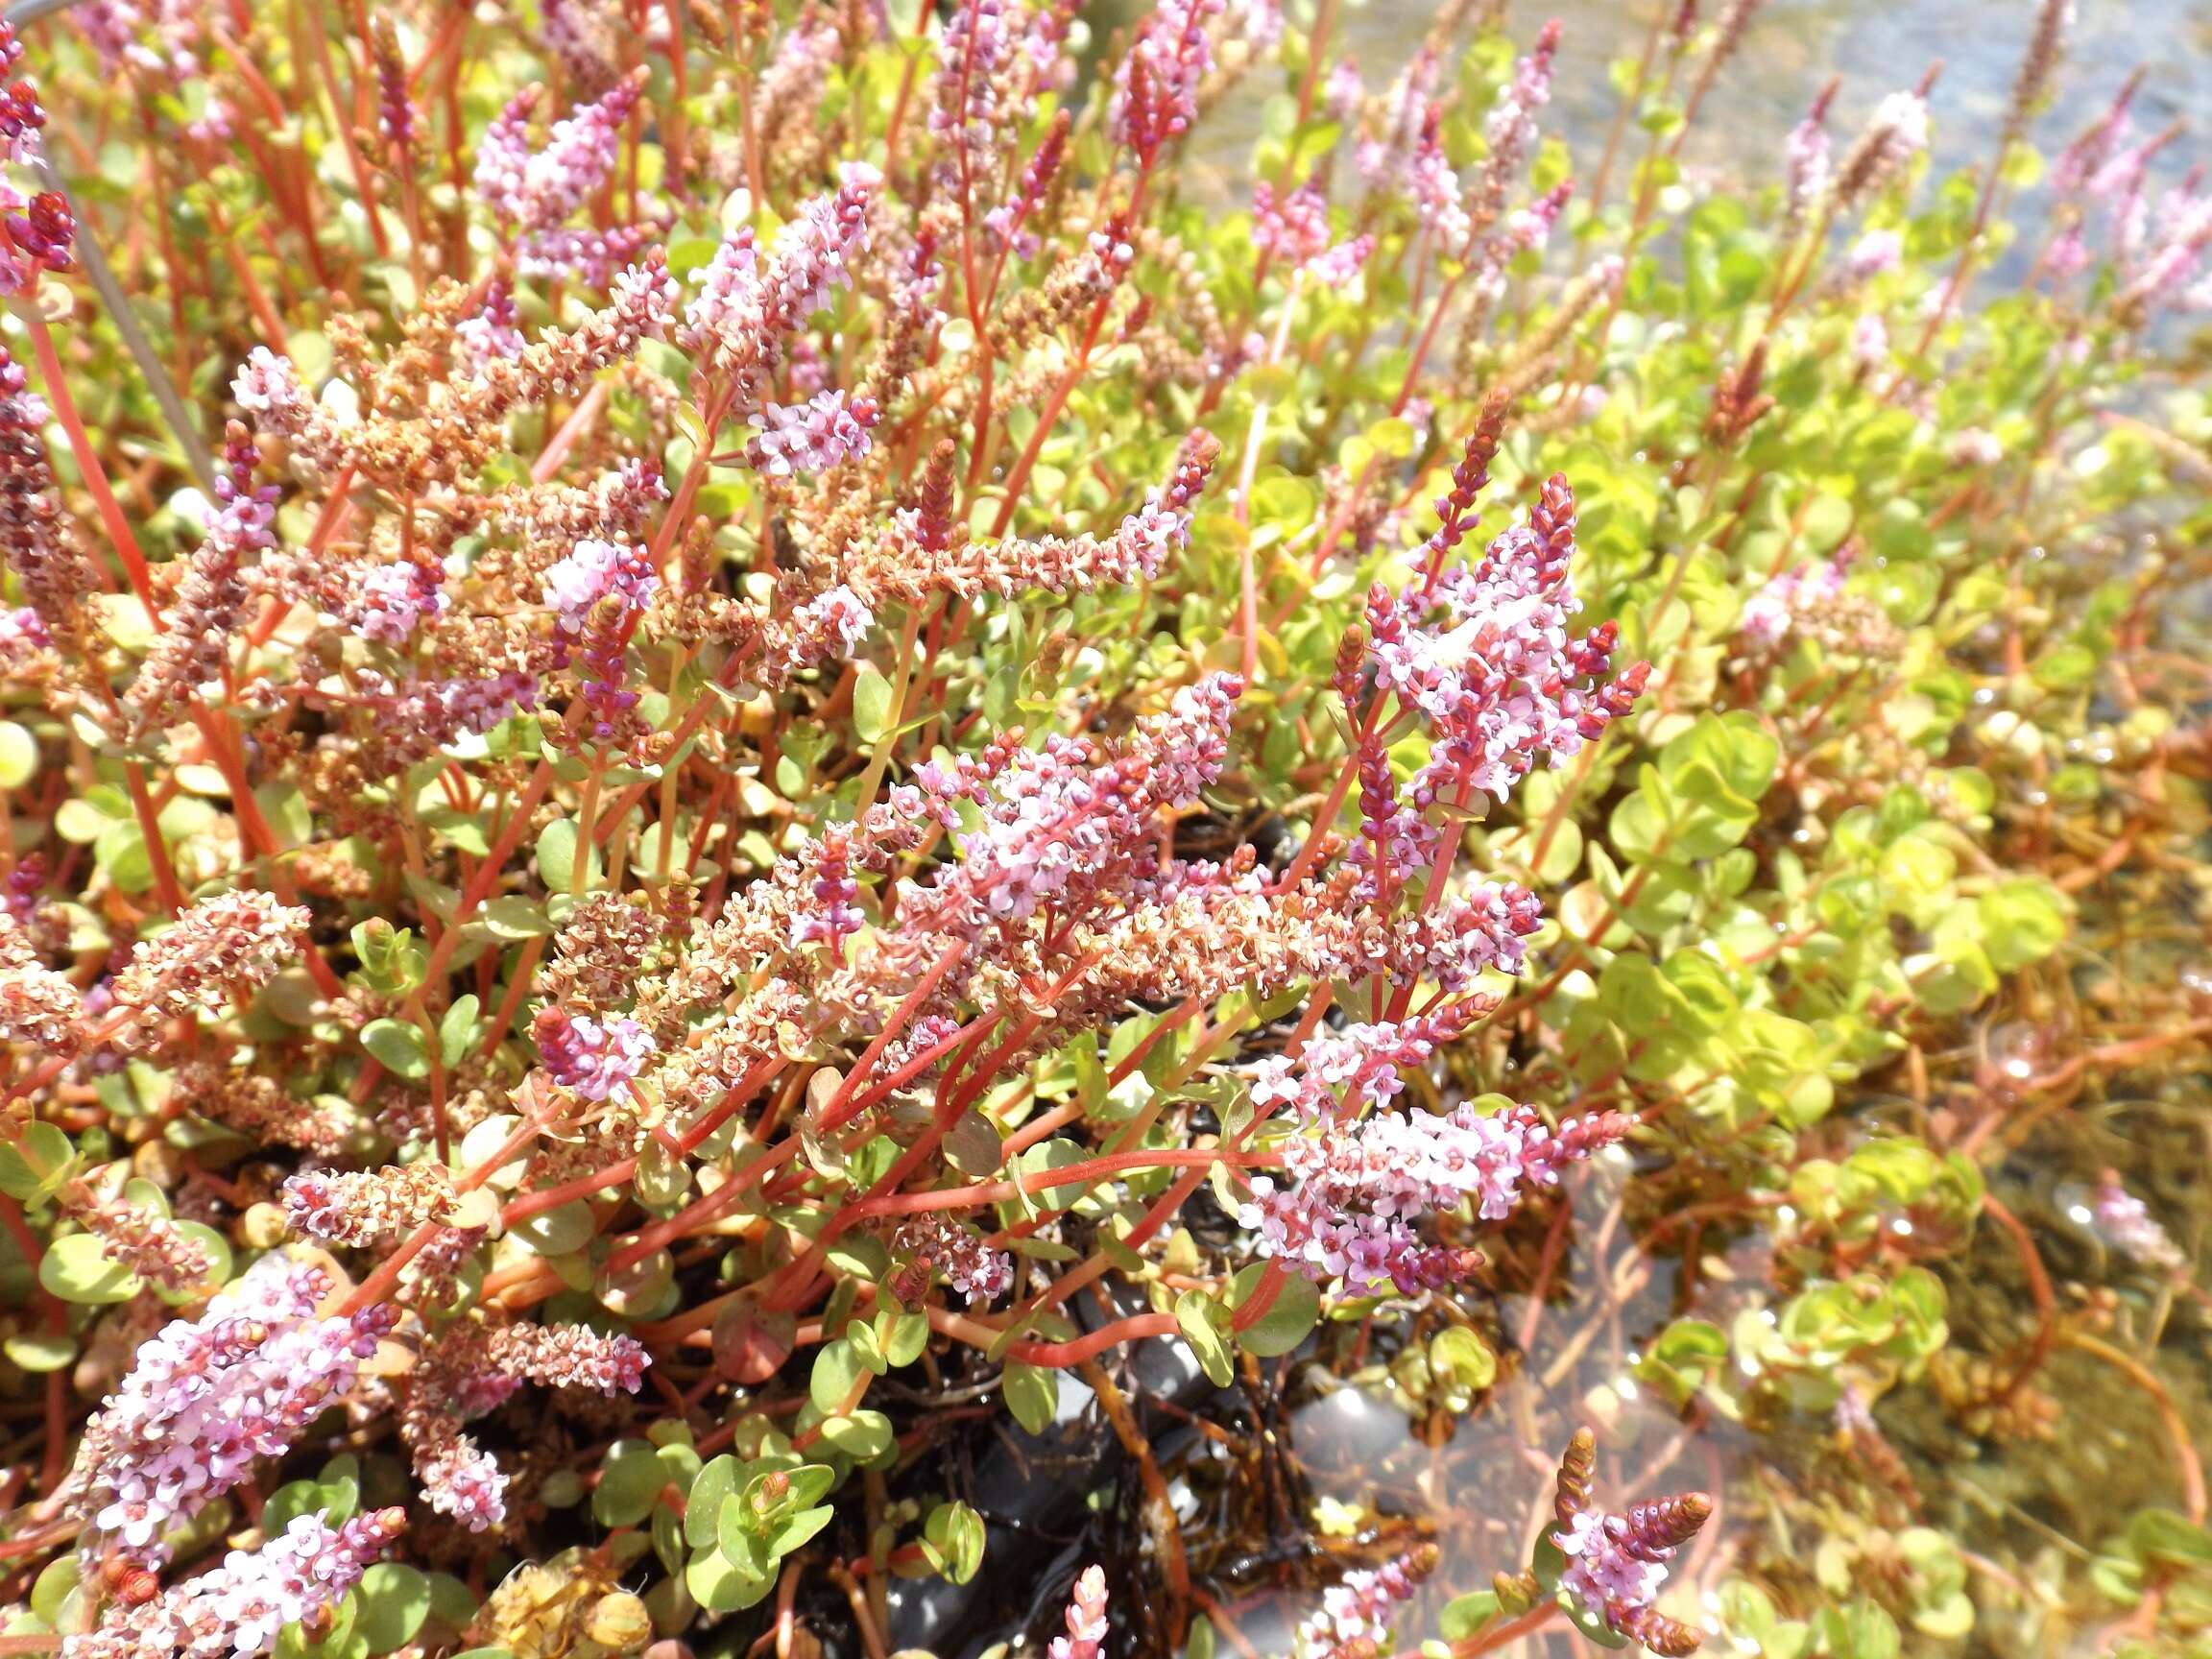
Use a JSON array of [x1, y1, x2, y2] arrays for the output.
[[0, 0, 2204, 1655]]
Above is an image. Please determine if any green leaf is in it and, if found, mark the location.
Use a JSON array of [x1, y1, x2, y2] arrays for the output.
[[719, 1493, 770, 1569], [809, 1335, 868, 1414], [355, 1563, 432, 1654], [480, 898, 554, 939], [0, 721, 37, 788], [847, 1317, 889, 1376], [1440, 1591, 1501, 1642], [854, 666, 897, 744], [55, 795, 115, 843], [922, 1501, 986, 1584], [40, 1233, 140, 1305], [1228, 1263, 1320, 1358], [878, 1308, 928, 1368], [593, 1439, 667, 1528], [784, 1465, 837, 1509], [1002, 1358, 1059, 1434], [1175, 1288, 1235, 1385], [819, 1410, 894, 1463], [1429, 1325, 1498, 1392], [254, 781, 313, 850], [767, 1503, 836, 1557], [685, 1456, 738, 1550], [687, 1547, 769, 1613], [29, 1553, 79, 1627], [439, 996, 481, 1070], [2128, 1508, 2212, 1570], [0, 1120, 78, 1201], [1976, 878, 2067, 972], [536, 818, 600, 896], [4, 1330, 76, 1372], [361, 1018, 431, 1082], [943, 1108, 1002, 1175], [512, 1200, 595, 1258]]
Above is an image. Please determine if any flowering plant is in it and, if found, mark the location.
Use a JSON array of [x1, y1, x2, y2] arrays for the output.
[[0, 0, 2203, 1655]]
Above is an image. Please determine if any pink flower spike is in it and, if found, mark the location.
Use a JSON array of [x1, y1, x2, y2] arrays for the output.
[[1048, 1565, 1109, 1659]]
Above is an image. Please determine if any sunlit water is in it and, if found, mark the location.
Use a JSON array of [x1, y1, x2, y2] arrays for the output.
[[1185, 0, 2212, 213]]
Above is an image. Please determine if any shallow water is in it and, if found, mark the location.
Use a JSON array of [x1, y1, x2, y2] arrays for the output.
[[1184, 0, 2212, 210]]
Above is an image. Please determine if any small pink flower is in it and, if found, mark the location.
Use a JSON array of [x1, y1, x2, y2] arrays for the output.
[[349, 559, 445, 644], [532, 1007, 654, 1101], [746, 389, 880, 477]]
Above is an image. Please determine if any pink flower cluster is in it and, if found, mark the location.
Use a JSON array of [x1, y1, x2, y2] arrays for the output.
[[1242, 1081, 1631, 1294], [1784, 83, 1838, 224], [0, 186, 72, 298], [986, 108, 1070, 256], [1246, 1010, 1472, 1123], [2116, 178, 2212, 313], [1048, 1566, 1109, 1659], [894, 1214, 1014, 1304], [110, 889, 308, 1025], [1836, 89, 1930, 206], [64, 1508, 406, 1659], [403, 1318, 648, 1531], [0, 603, 47, 654], [202, 429, 280, 565], [1547, 1434, 1712, 1655], [791, 825, 864, 949], [1297, 1549, 1429, 1654], [474, 72, 642, 236], [543, 536, 659, 638], [415, 1435, 507, 1532], [349, 557, 446, 645], [344, 668, 537, 766], [746, 389, 881, 477], [1738, 553, 1848, 646], [1483, 23, 1560, 181], [532, 1006, 654, 1101], [0, 22, 46, 163], [1553, 1501, 1707, 1649], [1112, 0, 1222, 164], [542, 536, 659, 736], [1364, 475, 1647, 814], [456, 280, 525, 363], [2093, 1168, 2185, 1274], [487, 1320, 650, 1394], [1253, 176, 1374, 285], [901, 673, 1243, 940], [1358, 51, 1438, 188], [779, 583, 877, 676], [517, 221, 661, 288], [682, 164, 878, 411], [928, 0, 1010, 165], [72, 1256, 395, 1566]]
